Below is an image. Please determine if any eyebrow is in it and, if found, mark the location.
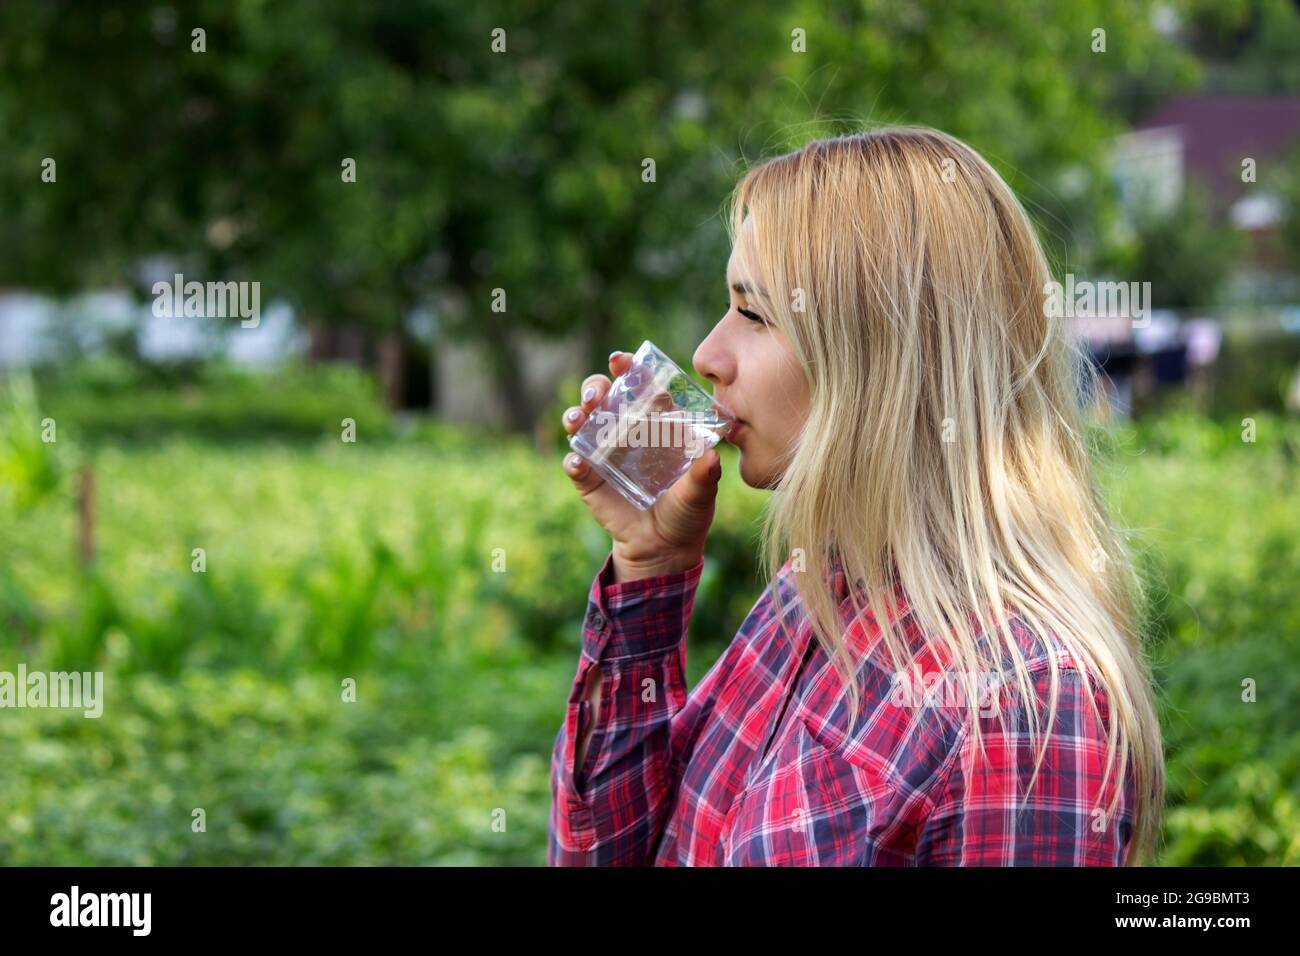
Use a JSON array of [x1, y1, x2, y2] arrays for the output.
[[730, 280, 769, 300]]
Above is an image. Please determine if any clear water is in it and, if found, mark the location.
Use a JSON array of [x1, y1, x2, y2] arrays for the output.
[[570, 410, 731, 510], [568, 340, 734, 510]]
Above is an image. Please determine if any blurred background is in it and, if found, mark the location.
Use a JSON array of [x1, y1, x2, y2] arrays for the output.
[[0, 0, 1297, 865]]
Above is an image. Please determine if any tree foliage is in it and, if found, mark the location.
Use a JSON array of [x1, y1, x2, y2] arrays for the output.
[[0, 0, 1195, 425]]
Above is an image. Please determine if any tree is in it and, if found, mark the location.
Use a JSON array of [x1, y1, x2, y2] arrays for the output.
[[0, 0, 1195, 429], [1126, 182, 1245, 309]]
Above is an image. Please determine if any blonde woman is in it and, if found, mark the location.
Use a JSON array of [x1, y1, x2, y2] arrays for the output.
[[550, 126, 1164, 866]]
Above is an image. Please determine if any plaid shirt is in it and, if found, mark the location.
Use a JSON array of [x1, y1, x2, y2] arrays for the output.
[[548, 552, 1138, 866]]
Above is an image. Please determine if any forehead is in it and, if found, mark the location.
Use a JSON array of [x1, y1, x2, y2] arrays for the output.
[[726, 217, 758, 281]]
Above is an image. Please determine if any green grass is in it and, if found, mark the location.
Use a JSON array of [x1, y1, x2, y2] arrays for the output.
[[0, 395, 1296, 864], [1102, 414, 1300, 865]]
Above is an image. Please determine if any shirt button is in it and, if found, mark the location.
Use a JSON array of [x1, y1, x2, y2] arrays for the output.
[[590, 612, 606, 631]]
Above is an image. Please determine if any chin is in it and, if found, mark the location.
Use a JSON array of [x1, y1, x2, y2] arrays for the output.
[[737, 453, 781, 490]]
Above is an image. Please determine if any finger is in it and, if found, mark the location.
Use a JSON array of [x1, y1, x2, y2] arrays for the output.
[[563, 451, 606, 495], [608, 350, 634, 377], [561, 404, 586, 435], [579, 373, 612, 412]]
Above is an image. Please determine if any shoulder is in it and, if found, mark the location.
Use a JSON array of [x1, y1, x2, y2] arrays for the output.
[[799, 593, 1118, 773], [983, 615, 1115, 733], [914, 649, 1135, 864]]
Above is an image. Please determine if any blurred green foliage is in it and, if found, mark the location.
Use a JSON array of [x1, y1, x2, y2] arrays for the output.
[[1116, 181, 1246, 310], [30, 360, 392, 443], [0, 375, 64, 513], [1208, 331, 1300, 415], [1, 377, 1297, 864], [1100, 412, 1300, 865], [0, 0, 1294, 868], [0, 0, 1198, 427], [1190, 0, 1300, 93]]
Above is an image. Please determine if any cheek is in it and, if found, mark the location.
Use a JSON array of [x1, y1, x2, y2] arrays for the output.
[[752, 366, 807, 448], [737, 403, 791, 484], [753, 419, 798, 479], [734, 331, 808, 452]]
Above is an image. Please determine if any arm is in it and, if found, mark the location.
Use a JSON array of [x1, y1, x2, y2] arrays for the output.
[[548, 552, 705, 866], [915, 665, 1136, 866]]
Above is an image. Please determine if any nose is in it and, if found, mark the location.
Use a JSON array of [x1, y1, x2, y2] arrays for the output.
[[693, 318, 735, 389]]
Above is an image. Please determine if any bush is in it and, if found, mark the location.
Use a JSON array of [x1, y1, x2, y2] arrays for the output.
[[31, 360, 392, 442], [0, 373, 66, 513], [0, 407, 1295, 864], [1209, 331, 1300, 416]]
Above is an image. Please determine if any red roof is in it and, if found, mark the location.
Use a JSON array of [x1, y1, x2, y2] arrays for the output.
[[1136, 95, 1300, 209]]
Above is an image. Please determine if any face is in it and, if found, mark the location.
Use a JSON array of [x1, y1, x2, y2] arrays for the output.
[[693, 217, 811, 489]]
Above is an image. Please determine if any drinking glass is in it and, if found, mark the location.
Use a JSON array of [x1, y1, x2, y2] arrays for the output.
[[568, 340, 734, 510]]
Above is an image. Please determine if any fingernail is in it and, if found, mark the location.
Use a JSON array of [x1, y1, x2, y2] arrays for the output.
[[582, 386, 596, 403], [565, 408, 581, 422], [567, 454, 582, 469], [608, 351, 621, 363]]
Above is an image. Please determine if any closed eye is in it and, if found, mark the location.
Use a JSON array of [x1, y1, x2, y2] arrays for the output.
[[738, 307, 767, 325]]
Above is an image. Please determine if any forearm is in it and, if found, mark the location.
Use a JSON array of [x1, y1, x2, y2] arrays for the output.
[[548, 552, 703, 865]]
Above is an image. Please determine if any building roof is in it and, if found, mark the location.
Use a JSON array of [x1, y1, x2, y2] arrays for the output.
[[1136, 94, 1300, 209]]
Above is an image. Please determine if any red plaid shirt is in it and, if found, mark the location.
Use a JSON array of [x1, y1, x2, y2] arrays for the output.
[[549, 552, 1138, 866]]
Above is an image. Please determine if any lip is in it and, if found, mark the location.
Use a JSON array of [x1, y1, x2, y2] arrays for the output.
[[724, 420, 746, 443]]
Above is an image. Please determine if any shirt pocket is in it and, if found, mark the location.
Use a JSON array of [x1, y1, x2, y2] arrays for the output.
[[789, 671, 967, 863], [720, 712, 907, 866]]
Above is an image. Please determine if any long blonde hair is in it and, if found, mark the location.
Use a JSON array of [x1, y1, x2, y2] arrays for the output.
[[725, 126, 1164, 864]]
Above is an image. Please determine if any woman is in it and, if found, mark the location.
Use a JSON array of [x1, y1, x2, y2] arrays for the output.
[[549, 126, 1164, 866]]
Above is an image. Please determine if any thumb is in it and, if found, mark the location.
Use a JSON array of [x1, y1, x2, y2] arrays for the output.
[[681, 448, 722, 502]]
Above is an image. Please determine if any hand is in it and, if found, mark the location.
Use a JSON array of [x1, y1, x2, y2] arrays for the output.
[[561, 351, 722, 582]]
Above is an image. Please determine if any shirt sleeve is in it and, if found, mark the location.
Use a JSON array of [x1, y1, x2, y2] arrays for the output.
[[914, 664, 1136, 866], [547, 551, 705, 866]]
